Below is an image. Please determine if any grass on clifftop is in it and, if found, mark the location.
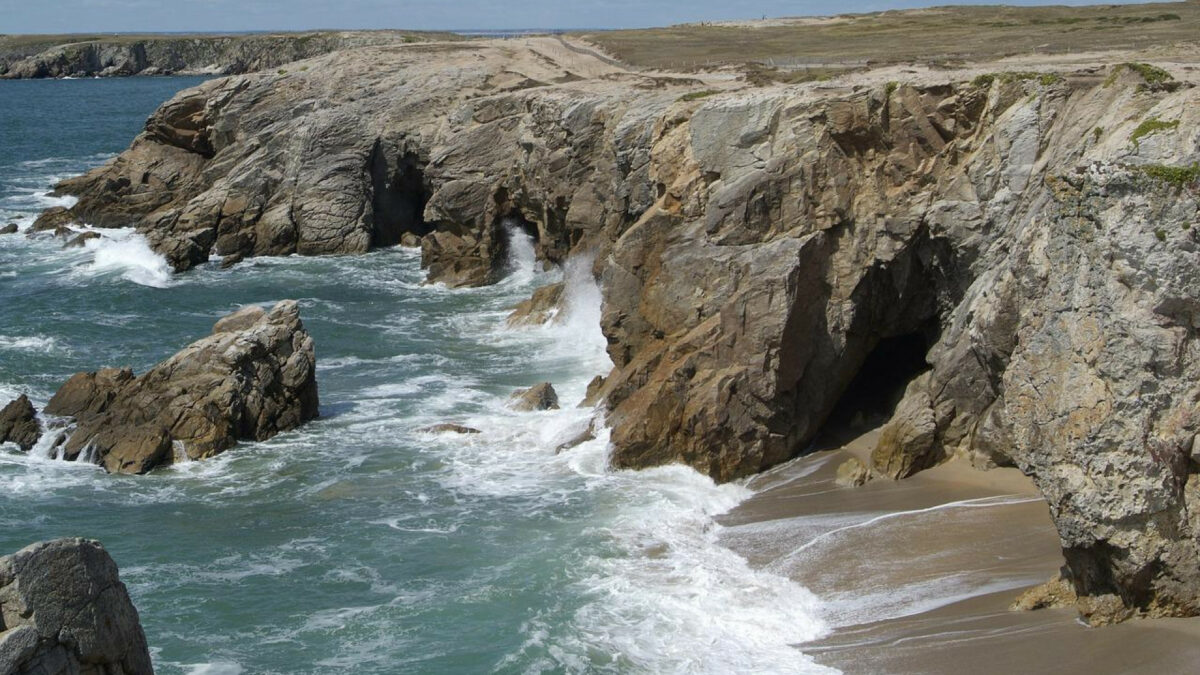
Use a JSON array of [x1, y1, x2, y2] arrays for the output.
[[577, 1, 1200, 70]]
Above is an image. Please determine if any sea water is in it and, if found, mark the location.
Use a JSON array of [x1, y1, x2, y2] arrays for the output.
[[0, 78, 832, 673]]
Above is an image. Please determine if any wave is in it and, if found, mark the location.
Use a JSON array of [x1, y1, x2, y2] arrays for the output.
[[81, 230, 174, 288], [0, 335, 66, 354]]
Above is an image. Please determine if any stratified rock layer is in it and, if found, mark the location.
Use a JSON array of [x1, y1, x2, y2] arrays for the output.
[[43, 300, 318, 474], [44, 39, 1200, 623], [0, 539, 153, 675]]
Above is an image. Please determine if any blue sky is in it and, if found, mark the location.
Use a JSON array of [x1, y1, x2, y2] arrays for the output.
[[0, 0, 1166, 33]]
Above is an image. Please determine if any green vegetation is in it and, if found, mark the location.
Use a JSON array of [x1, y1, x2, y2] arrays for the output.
[[1130, 117, 1180, 148], [1156, 228, 1167, 242], [1104, 62, 1175, 88], [1092, 127, 1103, 143], [277, 69, 287, 75], [578, 2, 1200, 70], [885, 81, 898, 98], [1137, 162, 1200, 188], [972, 71, 1063, 88], [678, 89, 719, 102]]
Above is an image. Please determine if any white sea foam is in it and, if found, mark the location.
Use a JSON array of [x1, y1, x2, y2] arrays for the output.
[[82, 230, 174, 287], [0, 335, 65, 354], [502, 219, 539, 287], [181, 662, 244, 675]]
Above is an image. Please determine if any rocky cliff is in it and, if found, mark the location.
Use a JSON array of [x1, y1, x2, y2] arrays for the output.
[[0, 539, 153, 675], [0, 31, 457, 79], [41, 38, 1200, 624]]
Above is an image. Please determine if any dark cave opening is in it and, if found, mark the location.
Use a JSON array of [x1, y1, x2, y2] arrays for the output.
[[369, 147, 431, 248], [813, 331, 932, 449]]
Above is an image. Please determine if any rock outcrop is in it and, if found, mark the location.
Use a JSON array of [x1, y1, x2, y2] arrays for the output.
[[35, 300, 318, 474], [0, 396, 40, 452], [42, 38, 1200, 623], [0, 31, 458, 80], [509, 383, 561, 411], [0, 539, 153, 675]]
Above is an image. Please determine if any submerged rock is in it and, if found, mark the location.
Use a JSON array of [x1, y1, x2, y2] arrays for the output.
[[420, 423, 481, 434], [0, 538, 153, 675], [0, 223, 16, 235], [509, 382, 560, 411], [0, 395, 40, 451], [45, 300, 319, 474], [63, 231, 101, 249]]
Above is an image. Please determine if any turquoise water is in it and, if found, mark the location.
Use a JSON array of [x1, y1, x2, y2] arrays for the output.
[[0, 78, 828, 674]]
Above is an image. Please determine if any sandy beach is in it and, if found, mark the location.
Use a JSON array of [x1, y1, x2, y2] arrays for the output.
[[719, 429, 1200, 674]]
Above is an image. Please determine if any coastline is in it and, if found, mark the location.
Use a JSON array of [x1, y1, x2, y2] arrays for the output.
[[719, 430, 1200, 673]]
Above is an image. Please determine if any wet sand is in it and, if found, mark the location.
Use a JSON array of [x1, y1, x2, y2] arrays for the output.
[[718, 429, 1200, 674]]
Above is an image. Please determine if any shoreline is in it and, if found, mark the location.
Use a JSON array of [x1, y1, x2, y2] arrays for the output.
[[719, 429, 1200, 673]]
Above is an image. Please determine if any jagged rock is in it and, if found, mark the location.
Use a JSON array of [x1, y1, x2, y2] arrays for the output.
[[0, 223, 17, 234], [555, 420, 597, 453], [29, 206, 75, 232], [63, 231, 101, 248], [0, 395, 40, 451], [45, 300, 319, 473], [0, 539, 153, 675], [580, 375, 607, 408], [1012, 573, 1078, 612], [506, 282, 565, 326], [420, 423, 481, 434], [509, 382, 560, 411], [39, 43, 1200, 623], [835, 457, 871, 488], [399, 232, 422, 248]]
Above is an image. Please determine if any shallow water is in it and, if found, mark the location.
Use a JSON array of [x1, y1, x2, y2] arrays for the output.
[[0, 78, 832, 673]]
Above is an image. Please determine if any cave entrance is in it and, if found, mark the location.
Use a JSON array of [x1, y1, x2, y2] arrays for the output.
[[813, 331, 932, 449], [498, 213, 539, 279], [370, 148, 430, 247]]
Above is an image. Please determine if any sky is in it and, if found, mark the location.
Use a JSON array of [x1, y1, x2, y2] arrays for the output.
[[0, 0, 1167, 33]]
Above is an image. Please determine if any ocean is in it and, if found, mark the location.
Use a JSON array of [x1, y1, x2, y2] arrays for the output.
[[0, 77, 831, 674]]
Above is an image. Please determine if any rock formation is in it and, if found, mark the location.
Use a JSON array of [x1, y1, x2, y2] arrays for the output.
[[0, 31, 458, 80], [509, 383, 561, 411], [0, 539, 154, 675], [41, 38, 1200, 623], [32, 300, 318, 474], [0, 396, 40, 452]]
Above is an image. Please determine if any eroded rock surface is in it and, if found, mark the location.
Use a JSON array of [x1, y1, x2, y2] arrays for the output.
[[509, 383, 560, 411], [44, 39, 1200, 622], [42, 300, 318, 474], [0, 539, 153, 675], [0, 395, 40, 452]]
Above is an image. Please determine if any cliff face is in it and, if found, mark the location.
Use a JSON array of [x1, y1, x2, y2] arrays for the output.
[[0, 31, 456, 79], [42, 38, 1200, 624]]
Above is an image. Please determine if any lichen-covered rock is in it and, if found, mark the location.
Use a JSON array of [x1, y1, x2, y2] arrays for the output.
[[0, 395, 40, 452], [46, 300, 319, 474], [0, 539, 153, 675], [509, 383, 560, 411]]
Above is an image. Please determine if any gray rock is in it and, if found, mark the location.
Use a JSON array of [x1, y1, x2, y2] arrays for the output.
[[509, 382, 560, 411], [63, 231, 101, 248], [0, 223, 17, 235], [0, 395, 40, 452], [420, 423, 481, 434], [0, 539, 153, 675]]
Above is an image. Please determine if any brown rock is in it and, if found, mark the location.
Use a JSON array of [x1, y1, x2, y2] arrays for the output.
[[46, 300, 318, 474], [871, 392, 940, 480], [506, 282, 565, 327], [420, 423, 481, 434], [63, 231, 101, 248], [0, 395, 41, 452], [834, 457, 871, 487], [555, 421, 596, 453], [509, 382, 560, 411], [0, 223, 17, 235], [580, 374, 607, 408], [1011, 573, 1078, 612], [29, 206, 76, 232]]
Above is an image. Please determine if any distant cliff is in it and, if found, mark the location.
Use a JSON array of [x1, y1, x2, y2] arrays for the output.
[[0, 31, 460, 79]]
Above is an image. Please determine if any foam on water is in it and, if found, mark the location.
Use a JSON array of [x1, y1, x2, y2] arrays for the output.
[[0, 335, 66, 354], [82, 229, 174, 288]]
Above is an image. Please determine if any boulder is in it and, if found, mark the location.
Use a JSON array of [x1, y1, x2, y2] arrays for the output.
[[834, 457, 871, 488], [63, 231, 101, 248], [0, 395, 40, 451], [47, 300, 318, 473], [0, 223, 17, 235], [29, 206, 75, 232], [0, 539, 153, 675], [509, 382, 560, 411], [506, 282, 565, 327], [1012, 573, 1078, 612]]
